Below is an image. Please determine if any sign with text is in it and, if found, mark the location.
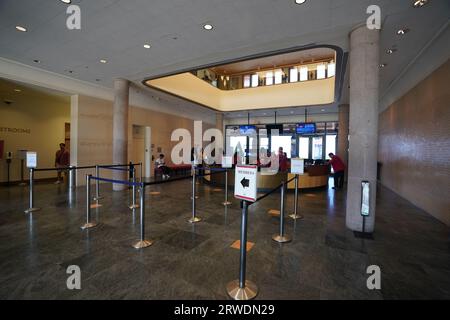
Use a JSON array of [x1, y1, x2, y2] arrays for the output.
[[26, 151, 37, 168], [234, 165, 258, 202], [290, 158, 304, 174], [222, 156, 232, 168]]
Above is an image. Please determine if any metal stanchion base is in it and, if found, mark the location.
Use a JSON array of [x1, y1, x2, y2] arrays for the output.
[[24, 207, 41, 214], [188, 216, 202, 223], [272, 234, 292, 243], [289, 214, 304, 220], [129, 204, 140, 210], [226, 280, 258, 300], [190, 195, 199, 199], [132, 240, 154, 249], [222, 201, 232, 206], [93, 196, 104, 201], [90, 203, 102, 209], [81, 222, 98, 230]]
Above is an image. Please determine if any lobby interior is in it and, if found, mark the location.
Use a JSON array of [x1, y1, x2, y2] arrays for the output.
[[0, 0, 449, 300]]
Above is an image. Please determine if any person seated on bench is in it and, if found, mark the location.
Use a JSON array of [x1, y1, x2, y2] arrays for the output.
[[155, 154, 171, 179]]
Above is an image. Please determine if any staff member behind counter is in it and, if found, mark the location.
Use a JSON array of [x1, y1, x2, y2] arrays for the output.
[[328, 152, 346, 190], [54, 143, 70, 184]]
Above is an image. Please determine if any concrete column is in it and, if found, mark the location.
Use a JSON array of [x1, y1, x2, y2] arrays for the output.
[[112, 78, 129, 191], [338, 104, 349, 172], [215, 113, 224, 158], [346, 25, 380, 233]]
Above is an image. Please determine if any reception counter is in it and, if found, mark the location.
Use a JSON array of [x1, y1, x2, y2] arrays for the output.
[[205, 164, 330, 191]]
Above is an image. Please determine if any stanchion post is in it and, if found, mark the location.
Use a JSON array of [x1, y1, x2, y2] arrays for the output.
[[222, 168, 232, 206], [188, 171, 201, 223], [289, 174, 303, 220], [226, 201, 258, 300], [68, 165, 76, 189], [272, 182, 292, 243], [93, 165, 103, 201], [81, 174, 98, 230], [132, 184, 153, 249], [18, 159, 26, 186], [24, 168, 41, 213], [129, 167, 139, 210]]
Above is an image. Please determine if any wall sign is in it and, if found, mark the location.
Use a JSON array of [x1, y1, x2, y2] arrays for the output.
[[234, 165, 258, 202], [26, 152, 37, 168], [290, 158, 304, 174]]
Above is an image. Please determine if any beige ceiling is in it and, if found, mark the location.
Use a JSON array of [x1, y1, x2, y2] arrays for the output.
[[209, 47, 335, 75]]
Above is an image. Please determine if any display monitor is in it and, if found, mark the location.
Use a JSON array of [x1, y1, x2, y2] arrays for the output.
[[239, 125, 257, 135], [296, 123, 316, 134]]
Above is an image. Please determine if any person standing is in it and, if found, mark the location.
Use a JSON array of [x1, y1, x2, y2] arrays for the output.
[[55, 143, 70, 184], [328, 152, 346, 189], [155, 154, 171, 179]]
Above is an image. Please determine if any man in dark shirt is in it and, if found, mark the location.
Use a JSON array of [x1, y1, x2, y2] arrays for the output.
[[328, 152, 346, 189], [55, 143, 70, 184]]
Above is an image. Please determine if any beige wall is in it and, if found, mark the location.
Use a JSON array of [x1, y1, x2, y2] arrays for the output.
[[378, 59, 450, 226], [0, 79, 70, 182], [72, 94, 214, 184]]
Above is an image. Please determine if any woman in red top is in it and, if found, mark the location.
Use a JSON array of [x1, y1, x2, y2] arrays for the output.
[[328, 153, 345, 189]]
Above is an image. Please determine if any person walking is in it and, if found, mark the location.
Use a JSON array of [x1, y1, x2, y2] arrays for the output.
[[55, 143, 70, 184]]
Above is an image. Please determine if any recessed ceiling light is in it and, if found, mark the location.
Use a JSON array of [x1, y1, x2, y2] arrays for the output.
[[60, 0, 71, 4], [295, 0, 307, 4], [100, 59, 107, 64], [413, 0, 428, 8], [203, 24, 213, 31], [143, 44, 151, 49], [33, 59, 40, 63], [15, 25, 27, 32], [14, 89, 21, 92], [379, 63, 387, 68], [397, 28, 410, 35], [386, 49, 396, 54]]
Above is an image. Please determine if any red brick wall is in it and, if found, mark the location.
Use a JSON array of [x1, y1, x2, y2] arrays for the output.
[[378, 59, 450, 225]]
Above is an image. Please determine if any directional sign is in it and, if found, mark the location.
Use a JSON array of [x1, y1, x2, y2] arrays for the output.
[[290, 158, 304, 174], [26, 151, 37, 168], [234, 165, 258, 202]]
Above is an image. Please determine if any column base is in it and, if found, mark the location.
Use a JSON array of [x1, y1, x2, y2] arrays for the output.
[[188, 216, 202, 223], [272, 234, 292, 243], [132, 239, 154, 249], [81, 221, 98, 230], [24, 207, 41, 214], [289, 213, 304, 220], [226, 280, 258, 300]]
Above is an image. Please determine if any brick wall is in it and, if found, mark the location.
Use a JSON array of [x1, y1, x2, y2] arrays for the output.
[[378, 59, 450, 225]]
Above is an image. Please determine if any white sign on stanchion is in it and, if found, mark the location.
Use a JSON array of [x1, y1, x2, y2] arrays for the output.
[[26, 151, 37, 168], [290, 158, 304, 174], [234, 165, 258, 202], [222, 156, 232, 168]]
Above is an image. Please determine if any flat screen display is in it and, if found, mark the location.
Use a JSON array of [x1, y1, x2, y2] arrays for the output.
[[296, 123, 316, 134], [239, 125, 257, 135]]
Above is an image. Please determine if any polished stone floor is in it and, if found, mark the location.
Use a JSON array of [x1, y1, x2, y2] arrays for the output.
[[0, 177, 449, 300]]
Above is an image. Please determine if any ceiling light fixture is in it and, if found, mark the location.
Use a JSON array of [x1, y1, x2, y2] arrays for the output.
[[100, 59, 107, 64], [14, 89, 21, 92], [295, 0, 307, 4], [15, 25, 27, 32], [203, 24, 213, 31], [397, 28, 409, 35], [60, 0, 71, 4], [143, 44, 151, 49], [379, 63, 387, 68], [33, 59, 40, 63], [413, 0, 428, 8], [386, 49, 396, 54]]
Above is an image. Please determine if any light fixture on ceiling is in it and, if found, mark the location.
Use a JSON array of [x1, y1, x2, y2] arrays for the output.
[[203, 24, 213, 31], [295, 0, 307, 4], [397, 28, 410, 35], [143, 44, 151, 49], [15, 25, 27, 32], [386, 48, 396, 54], [379, 63, 387, 68], [413, 0, 428, 8], [60, 0, 71, 4], [100, 59, 107, 64], [33, 59, 40, 63], [14, 89, 21, 93]]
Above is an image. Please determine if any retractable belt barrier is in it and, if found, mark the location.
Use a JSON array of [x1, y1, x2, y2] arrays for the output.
[[24, 163, 142, 214]]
